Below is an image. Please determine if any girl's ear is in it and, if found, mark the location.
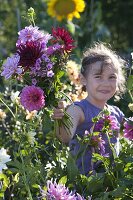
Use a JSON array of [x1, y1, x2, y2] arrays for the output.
[[79, 73, 87, 85]]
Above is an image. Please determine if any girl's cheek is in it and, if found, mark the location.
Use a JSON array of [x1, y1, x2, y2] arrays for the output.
[[110, 79, 117, 84]]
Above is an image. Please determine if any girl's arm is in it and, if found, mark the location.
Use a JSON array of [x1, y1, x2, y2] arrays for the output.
[[53, 102, 84, 143]]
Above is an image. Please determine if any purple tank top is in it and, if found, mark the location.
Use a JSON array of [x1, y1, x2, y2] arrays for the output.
[[69, 99, 124, 175]]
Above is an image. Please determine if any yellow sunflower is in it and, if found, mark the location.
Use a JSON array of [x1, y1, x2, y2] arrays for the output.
[[47, 0, 86, 21]]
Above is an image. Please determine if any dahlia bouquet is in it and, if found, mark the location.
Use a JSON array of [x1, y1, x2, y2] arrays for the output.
[[1, 9, 75, 124]]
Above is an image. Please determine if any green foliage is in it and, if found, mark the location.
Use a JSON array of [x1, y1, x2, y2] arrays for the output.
[[0, 83, 132, 199]]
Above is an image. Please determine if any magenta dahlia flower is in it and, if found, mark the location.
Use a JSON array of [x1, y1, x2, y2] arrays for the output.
[[94, 115, 119, 132], [123, 117, 133, 140], [94, 118, 104, 132], [20, 85, 45, 111], [91, 136, 106, 156], [52, 27, 75, 54], [105, 115, 120, 130], [1, 54, 22, 79]]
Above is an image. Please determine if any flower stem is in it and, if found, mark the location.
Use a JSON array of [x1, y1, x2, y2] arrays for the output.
[[0, 97, 15, 118], [19, 146, 33, 200], [106, 131, 117, 160]]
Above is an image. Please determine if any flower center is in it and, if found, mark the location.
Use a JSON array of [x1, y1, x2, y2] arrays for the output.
[[54, 0, 76, 16], [29, 94, 39, 102], [26, 34, 32, 39]]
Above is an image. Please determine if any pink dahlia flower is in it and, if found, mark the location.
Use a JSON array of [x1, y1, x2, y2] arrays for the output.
[[20, 85, 45, 111], [123, 117, 133, 140], [46, 180, 79, 200], [46, 180, 74, 200]]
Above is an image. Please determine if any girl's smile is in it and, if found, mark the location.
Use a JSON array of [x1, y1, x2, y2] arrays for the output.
[[98, 90, 112, 94]]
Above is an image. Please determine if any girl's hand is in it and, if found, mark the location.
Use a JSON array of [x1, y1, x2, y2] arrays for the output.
[[52, 101, 66, 120]]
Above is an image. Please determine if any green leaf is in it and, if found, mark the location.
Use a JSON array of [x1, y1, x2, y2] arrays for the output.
[[32, 184, 39, 189], [13, 173, 19, 183], [0, 173, 9, 193], [67, 21, 75, 35], [124, 162, 133, 172], [59, 176, 67, 185], [67, 153, 79, 181]]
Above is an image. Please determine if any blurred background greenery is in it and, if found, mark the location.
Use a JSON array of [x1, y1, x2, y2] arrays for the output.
[[0, 0, 133, 57]]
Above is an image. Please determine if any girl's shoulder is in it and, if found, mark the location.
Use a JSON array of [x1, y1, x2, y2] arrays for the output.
[[73, 99, 101, 112], [108, 104, 124, 115], [72, 99, 101, 121], [66, 102, 85, 124], [107, 104, 125, 123]]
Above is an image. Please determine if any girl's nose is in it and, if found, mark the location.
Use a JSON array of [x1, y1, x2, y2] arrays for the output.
[[102, 79, 110, 86]]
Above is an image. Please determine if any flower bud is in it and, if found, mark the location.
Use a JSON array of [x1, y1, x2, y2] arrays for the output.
[[128, 103, 133, 112]]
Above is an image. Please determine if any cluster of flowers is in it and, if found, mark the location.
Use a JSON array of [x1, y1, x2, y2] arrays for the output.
[[83, 113, 121, 157], [83, 113, 133, 159], [1, 25, 75, 111], [39, 179, 87, 200]]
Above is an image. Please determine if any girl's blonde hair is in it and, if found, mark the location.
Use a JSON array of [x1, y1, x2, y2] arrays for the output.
[[81, 42, 126, 97]]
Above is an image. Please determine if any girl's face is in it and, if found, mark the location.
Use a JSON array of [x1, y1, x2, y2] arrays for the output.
[[83, 61, 118, 108]]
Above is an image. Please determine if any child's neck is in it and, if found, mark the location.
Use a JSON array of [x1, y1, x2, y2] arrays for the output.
[[86, 96, 107, 109]]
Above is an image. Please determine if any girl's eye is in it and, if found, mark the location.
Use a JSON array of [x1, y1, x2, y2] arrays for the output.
[[94, 75, 101, 79], [109, 76, 117, 79]]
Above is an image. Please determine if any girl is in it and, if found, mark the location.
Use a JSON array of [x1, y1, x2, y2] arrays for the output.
[[53, 42, 126, 175]]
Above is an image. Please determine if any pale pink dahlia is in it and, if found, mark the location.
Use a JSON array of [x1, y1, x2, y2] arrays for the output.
[[20, 85, 45, 111], [1, 54, 22, 79], [39, 179, 86, 200], [46, 180, 76, 200], [17, 25, 52, 45]]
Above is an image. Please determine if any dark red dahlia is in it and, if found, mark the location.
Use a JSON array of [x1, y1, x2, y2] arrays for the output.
[[52, 27, 75, 54], [17, 41, 44, 70]]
